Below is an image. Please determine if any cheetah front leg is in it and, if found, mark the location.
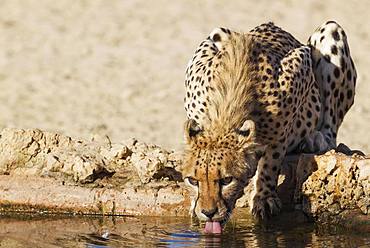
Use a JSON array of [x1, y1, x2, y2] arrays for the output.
[[251, 145, 284, 219]]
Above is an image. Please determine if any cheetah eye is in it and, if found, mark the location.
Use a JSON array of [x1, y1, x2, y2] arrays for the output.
[[235, 128, 250, 137], [219, 177, 233, 186], [186, 177, 199, 187], [186, 119, 202, 138], [236, 120, 255, 139]]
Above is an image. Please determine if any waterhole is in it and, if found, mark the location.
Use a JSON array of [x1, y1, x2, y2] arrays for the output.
[[0, 210, 369, 247]]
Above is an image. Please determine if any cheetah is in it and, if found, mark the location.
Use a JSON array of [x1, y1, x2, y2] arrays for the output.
[[181, 21, 356, 233]]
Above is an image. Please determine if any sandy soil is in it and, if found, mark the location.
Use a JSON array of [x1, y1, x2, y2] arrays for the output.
[[0, 0, 369, 152]]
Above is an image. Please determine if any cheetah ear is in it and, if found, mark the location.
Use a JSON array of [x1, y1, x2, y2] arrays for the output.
[[184, 119, 202, 143], [236, 119, 255, 141]]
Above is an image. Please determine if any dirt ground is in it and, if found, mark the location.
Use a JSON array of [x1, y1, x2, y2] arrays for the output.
[[0, 0, 369, 152]]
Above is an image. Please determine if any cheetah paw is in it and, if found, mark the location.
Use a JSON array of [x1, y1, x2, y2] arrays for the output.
[[298, 131, 332, 154], [251, 195, 282, 219]]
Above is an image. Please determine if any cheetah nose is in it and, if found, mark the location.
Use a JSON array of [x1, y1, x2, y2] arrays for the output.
[[201, 207, 218, 219]]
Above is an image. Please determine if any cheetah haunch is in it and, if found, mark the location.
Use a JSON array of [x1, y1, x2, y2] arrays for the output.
[[182, 21, 357, 233]]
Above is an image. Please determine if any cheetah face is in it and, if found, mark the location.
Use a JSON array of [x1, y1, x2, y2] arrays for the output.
[[182, 119, 261, 230]]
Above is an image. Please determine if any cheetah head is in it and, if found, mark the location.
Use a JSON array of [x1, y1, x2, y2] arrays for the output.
[[182, 118, 262, 233]]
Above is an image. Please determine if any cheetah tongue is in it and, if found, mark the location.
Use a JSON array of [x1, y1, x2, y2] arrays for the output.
[[204, 221, 222, 234]]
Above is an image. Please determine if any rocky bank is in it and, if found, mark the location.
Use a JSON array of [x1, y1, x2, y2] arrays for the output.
[[0, 128, 369, 231]]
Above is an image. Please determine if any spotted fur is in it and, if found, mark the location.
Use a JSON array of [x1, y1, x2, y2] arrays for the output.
[[182, 21, 356, 222]]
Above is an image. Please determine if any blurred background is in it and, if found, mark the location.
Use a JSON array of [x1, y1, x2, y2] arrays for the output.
[[0, 0, 368, 152]]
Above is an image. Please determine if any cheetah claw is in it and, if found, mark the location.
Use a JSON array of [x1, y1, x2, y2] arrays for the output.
[[251, 195, 282, 219]]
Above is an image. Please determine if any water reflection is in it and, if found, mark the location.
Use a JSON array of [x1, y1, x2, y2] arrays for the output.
[[157, 231, 200, 247], [0, 210, 369, 247]]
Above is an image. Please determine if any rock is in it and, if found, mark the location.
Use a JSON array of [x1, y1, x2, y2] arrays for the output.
[[297, 151, 370, 217], [129, 141, 168, 183], [0, 128, 188, 216], [128, 140, 183, 183], [236, 150, 370, 232], [0, 128, 110, 183], [0, 238, 25, 248], [0, 175, 189, 217]]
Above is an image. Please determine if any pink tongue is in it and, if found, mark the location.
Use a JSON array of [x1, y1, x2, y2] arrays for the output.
[[204, 221, 222, 234]]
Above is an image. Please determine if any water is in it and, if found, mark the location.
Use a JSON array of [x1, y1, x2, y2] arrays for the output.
[[1, 210, 369, 247]]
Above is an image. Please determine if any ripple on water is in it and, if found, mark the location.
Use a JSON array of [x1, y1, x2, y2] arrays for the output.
[[0, 211, 369, 247]]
